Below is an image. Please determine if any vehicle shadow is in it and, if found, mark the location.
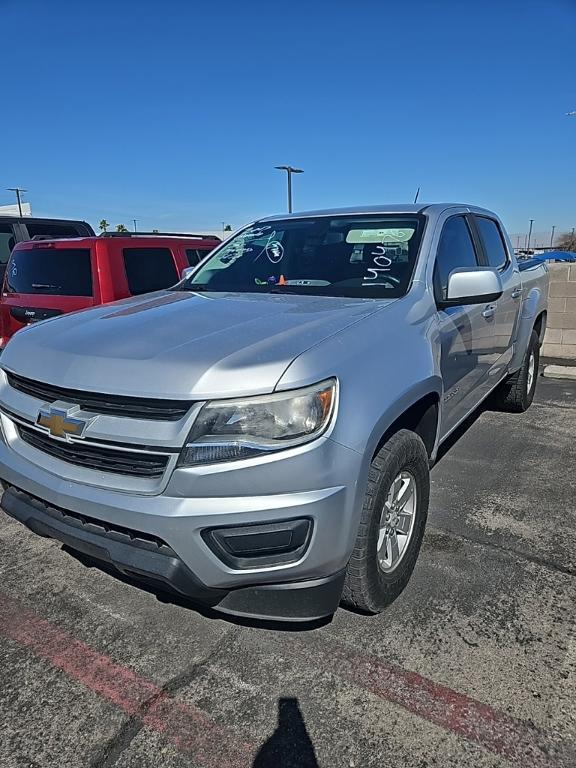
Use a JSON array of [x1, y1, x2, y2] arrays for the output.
[[433, 401, 487, 466], [253, 697, 319, 767], [432, 367, 542, 466], [63, 546, 331, 632]]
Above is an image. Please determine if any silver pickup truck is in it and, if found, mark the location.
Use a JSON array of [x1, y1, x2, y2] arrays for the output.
[[0, 204, 548, 622]]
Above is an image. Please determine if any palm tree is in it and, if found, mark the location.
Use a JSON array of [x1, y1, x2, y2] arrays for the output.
[[116, 223, 129, 233], [99, 219, 109, 233], [557, 231, 576, 252]]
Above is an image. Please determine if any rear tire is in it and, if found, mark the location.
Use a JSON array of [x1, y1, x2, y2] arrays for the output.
[[493, 330, 540, 413], [342, 430, 430, 614]]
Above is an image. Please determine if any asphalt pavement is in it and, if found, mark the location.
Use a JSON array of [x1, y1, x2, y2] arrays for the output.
[[0, 375, 574, 768]]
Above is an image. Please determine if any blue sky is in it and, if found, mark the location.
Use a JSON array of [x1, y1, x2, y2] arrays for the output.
[[2, 0, 574, 240]]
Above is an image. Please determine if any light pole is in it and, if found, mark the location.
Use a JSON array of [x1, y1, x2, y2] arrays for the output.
[[7, 187, 27, 217], [550, 225, 556, 248], [527, 219, 534, 252], [275, 165, 304, 213], [133, 219, 138, 232]]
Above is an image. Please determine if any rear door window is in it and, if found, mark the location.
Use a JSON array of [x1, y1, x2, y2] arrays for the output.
[[474, 216, 509, 270], [6, 248, 93, 296], [122, 247, 179, 295]]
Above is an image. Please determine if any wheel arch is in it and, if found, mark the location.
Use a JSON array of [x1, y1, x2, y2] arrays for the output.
[[371, 391, 440, 462], [533, 310, 547, 345], [510, 287, 547, 372]]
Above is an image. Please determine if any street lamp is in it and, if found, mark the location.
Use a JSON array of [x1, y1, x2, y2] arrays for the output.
[[527, 219, 534, 252], [550, 225, 556, 248], [133, 219, 138, 232], [275, 165, 304, 214], [7, 187, 27, 217]]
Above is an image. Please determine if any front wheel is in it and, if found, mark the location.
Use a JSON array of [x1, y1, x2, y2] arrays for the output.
[[342, 430, 430, 614], [493, 330, 540, 413]]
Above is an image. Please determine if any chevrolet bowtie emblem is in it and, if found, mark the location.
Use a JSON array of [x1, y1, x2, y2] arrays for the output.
[[36, 404, 91, 441]]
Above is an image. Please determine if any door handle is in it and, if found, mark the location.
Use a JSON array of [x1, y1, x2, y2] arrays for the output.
[[511, 287, 523, 299], [482, 304, 496, 319]]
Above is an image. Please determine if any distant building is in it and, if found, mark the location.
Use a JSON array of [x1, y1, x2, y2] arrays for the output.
[[0, 202, 32, 216]]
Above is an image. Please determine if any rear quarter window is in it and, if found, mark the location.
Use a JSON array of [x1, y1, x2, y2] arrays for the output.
[[6, 248, 93, 296], [122, 247, 179, 295]]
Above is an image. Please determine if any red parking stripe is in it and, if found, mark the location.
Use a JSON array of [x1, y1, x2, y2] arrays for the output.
[[302, 635, 573, 768], [0, 593, 253, 768]]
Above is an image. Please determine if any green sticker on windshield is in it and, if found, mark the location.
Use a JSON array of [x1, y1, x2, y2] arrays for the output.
[[346, 228, 415, 244]]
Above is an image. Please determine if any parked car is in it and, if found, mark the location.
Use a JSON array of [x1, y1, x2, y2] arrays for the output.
[[518, 250, 576, 264], [0, 204, 548, 622], [0, 232, 220, 347], [0, 216, 94, 283]]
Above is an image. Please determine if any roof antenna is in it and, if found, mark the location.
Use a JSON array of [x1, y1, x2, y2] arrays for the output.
[[413, 187, 420, 204]]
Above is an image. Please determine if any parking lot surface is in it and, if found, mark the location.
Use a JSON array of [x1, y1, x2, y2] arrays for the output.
[[1, 376, 574, 768]]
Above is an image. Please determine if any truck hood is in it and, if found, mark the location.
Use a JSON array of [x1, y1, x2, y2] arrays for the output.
[[1, 290, 392, 399]]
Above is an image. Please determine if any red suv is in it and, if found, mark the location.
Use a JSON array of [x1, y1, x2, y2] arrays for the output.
[[0, 232, 220, 347]]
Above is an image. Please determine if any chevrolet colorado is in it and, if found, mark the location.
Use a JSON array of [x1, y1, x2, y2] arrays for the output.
[[0, 204, 548, 621]]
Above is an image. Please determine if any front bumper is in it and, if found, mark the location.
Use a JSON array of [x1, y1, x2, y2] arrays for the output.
[[0, 433, 363, 621], [2, 486, 345, 621]]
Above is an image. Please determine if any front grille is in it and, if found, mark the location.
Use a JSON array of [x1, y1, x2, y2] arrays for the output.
[[17, 424, 169, 478], [6, 372, 192, 421]]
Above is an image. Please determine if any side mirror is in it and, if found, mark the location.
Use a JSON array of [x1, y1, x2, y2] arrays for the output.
[[441, 267, 503, 307], [181, 266, 195, 282]]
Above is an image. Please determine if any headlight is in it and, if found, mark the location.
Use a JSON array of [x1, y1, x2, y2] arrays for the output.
[[178, 378, 336, 466]]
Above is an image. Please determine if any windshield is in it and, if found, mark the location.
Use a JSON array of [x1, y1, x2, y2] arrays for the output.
[[179, 215, 425, 298]]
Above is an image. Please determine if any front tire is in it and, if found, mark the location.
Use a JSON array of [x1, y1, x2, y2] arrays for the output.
[[493, 330, 540, 413], [342, 430, 430, 614]]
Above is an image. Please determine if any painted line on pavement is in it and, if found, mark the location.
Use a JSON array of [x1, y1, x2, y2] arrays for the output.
[[0, 592, 253, 768], [301, 634, 574, 768]]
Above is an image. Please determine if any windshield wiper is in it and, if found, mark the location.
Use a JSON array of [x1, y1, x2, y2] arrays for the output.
[[173, 283, 213, 292], [267, 286, 312, 294]]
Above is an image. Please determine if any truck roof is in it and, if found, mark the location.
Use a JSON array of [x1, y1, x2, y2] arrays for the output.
[[260, 203, 498, 221]]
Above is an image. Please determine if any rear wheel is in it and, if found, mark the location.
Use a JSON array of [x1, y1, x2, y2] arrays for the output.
[[493, 330, 540, 413], [342, 430, 430, 614]]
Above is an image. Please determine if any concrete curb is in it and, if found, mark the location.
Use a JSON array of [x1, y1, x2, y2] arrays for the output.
[[542, 364, 576, 380]]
